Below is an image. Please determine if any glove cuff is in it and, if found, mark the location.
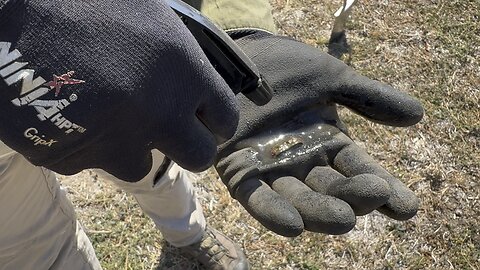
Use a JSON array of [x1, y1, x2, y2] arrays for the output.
[[227, 28, 273, 40]]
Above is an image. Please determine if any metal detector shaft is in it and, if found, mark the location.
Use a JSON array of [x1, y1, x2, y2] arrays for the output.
[[166, 0, 272, 106]]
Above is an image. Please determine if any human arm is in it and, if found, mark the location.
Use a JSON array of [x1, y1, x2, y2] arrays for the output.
[[0, 0, 239, 181]]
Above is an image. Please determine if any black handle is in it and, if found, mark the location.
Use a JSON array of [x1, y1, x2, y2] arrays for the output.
[[166, 0, 272, 106]]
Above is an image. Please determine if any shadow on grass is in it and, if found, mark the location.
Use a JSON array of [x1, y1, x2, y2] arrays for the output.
[[328, 30, 351, 60], [155, 241, 205, 270]]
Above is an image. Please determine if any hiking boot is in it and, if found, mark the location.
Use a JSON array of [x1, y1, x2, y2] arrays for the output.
[[179, 226, 250, 270]]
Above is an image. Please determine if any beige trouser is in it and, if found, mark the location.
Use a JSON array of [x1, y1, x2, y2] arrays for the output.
[[0, 142, 206, 270]]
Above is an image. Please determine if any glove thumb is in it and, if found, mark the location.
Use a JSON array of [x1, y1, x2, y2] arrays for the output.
[[331, 71, 424, 127]]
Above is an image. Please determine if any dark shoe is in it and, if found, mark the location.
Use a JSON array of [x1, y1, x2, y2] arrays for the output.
[[179, 226, 250, 270]]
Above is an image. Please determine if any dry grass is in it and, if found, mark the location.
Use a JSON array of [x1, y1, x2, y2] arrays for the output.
[[58, 0, 479, 269]]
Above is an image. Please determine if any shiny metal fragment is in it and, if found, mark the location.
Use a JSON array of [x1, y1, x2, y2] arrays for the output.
[[271, 137, 303, 158]]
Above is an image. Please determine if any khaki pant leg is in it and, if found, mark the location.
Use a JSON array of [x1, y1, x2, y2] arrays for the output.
[[0, 143, 102, 270], [96, 150, 206, 247]]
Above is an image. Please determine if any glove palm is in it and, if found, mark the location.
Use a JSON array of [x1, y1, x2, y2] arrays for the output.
[[216, 32, 424, 236]]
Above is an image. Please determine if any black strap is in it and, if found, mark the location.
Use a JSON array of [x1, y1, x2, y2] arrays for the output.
[[153, 157, 172, 186]]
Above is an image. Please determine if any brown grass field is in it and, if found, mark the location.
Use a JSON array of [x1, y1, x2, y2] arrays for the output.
[[58, 0, 479, 269]]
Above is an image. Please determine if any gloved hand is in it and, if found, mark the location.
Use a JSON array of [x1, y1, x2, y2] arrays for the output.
[[216, 32, 424, 236], [0, 0, 238, 181]]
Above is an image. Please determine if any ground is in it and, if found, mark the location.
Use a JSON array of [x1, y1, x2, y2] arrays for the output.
[[58, 0, 479, 269]]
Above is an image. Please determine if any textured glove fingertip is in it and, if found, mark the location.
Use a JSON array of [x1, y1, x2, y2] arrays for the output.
[[398, 96, 424, 127], [379, 189, 420, 220], [235, 178, 304, 237], [327, 174, 391, 216], [377, 172, 420, 220], [376, 91, 424, 127], [161, 136, 217, 173], [335, 74, 425, 127], [290, 193, 356, 235], [270, 176, 355, 235]]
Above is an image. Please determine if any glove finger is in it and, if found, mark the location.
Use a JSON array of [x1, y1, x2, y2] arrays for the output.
[[234, 177, 304, 237], [197, 79, 239, 142], [270, 176, 356, 234], [304, 166, 391, 216], [333, 144, 419, 220], [330, 71, 423, 127], [156, 118, 217, 172]]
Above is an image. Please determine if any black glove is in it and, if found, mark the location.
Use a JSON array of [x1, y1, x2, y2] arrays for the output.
[[216, 32, 424, 237], [0, 0, 238, 181]]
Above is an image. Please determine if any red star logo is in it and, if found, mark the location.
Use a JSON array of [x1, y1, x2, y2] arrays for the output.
[[44, 71, 85, 97]]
